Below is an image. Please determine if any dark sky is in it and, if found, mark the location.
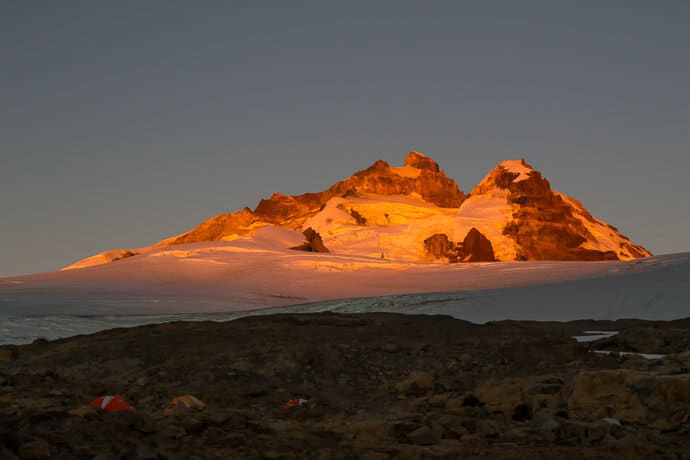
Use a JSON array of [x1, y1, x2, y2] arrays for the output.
[[2, 1, 689, 276]]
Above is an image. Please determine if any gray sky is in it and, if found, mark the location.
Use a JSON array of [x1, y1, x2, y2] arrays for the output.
[[2, 1, 689, 276]]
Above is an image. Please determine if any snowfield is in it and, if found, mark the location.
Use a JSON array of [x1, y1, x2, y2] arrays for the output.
[[0, 226, 688, 344]]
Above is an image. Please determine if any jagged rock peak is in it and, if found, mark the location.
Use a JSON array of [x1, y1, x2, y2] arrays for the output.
[[467, 158, 651, 261], [471, 158, 545, 196], [251, 151, 465, 224], [366, 159, 391, 171], [404, 151, 440, 172], [328, 152, 465, 208]]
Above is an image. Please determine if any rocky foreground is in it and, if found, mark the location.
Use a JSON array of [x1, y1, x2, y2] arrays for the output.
[[1, 313, 689, 459]]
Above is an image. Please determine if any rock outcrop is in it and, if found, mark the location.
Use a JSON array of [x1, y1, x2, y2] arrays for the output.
[[423, 234, 455, 260], [290, 228, 329, 253], [458, 228, 495, 262], [424, 228, 495, 262], [250, 152, 465, 228], [169, 207, 256, 244], [167, 152, 465, 240], [470, 159, 651, 261], [404, 150, 440, 171], [569, 370, 690, 431]]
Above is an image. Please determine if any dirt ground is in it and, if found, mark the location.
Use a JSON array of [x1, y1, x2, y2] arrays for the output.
[[1, 313, 689, 459]]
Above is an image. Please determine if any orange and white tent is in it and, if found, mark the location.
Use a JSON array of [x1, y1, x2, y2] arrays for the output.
[[170, 395, 205, 412], [89, 395, 133, 412]]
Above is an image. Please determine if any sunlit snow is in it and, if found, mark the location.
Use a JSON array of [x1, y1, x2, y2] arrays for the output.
[[1, 224, 687, 344], [498, 159, 534, 182]]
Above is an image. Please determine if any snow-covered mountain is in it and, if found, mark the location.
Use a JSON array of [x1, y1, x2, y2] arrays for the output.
[[1, 232, 687, 343], [64, 152, 650, 270], [0, 151, 676, 345]]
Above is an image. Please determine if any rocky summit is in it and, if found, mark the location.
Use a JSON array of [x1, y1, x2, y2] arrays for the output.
[[469, 159, 650, 261], [1, 313, 689, 459], [65, 152, 650, 270]]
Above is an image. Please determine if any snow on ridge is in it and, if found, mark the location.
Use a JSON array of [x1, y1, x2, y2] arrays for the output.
[[300, 192, 521, 263], [499, 159, 534, 182], [390, 165, 422, 178], [1, 236, 628, 318]]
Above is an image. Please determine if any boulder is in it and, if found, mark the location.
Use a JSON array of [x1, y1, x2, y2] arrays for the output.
[[459, 228, 495, 262], [424, 229, 495, 263], [569, 370, 690, 430], [423, 234, 454, 260], [291, 228, 329, 253], [512, 403, 533, 421], [406, 425, 440, 445], [394, 371, 435, 396]]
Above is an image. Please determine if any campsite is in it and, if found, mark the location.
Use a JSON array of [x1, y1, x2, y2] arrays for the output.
[[3, 2, 690, 459], [1, 313, 689, 459]]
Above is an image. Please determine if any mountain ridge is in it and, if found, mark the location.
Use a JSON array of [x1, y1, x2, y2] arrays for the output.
[[64, 152, 650, 270]]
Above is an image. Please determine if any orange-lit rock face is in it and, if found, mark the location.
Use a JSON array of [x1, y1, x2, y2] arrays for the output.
[[459, 228, 496, 262], [404, 151, 440, 172], [63, 153, 651, 270], [290, 227, 329, 253], [192, 151, 465, 236], [423, 234, 455, 260], [472, 160, 650, 261], [170, 207, 255, 245], [89, 151, 464, 262], [327, 154, 465, 208]]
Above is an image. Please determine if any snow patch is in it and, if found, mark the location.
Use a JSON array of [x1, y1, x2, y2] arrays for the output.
[[573, 331, 619, 342], [592, 350, 666, 360], [499, 160, 533, 182], [390, 165, 422, 178]]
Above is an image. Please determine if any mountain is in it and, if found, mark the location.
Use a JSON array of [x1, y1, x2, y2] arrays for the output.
[[64, 152, 650, 270], [464, 159, 650, 261]]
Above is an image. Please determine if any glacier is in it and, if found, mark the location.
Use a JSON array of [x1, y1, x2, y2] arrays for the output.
[[1, 238, 688, 344]]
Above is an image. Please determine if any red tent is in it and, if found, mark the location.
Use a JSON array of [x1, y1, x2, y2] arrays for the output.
[[89, 395, 133, 412]]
